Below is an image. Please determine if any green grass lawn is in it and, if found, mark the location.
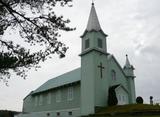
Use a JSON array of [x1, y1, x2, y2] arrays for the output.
[[89, 104, 160, 117], [87, 115, 160, 117], [105, 115, 160, 117], [97, 104, 160, 114]]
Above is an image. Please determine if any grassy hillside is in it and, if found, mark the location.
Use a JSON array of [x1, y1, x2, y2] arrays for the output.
[[84, 104, 160, 117], [97, 104, 160, 114]]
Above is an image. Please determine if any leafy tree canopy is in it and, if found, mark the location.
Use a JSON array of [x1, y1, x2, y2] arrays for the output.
[[0, 0, 75, 85]]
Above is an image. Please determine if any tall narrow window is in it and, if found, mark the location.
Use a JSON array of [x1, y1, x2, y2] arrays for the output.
[[85, 39, 89, 49], [68, 87, 73, 101], [39, 95, 43, 105], [119, 95, 121, 101], [47, 92, 51, 104], [123, 96, 125, 101], [111, 70, 116, 80], [56, 90, 61, 102], [98, 38, 103, 48], [34, 96, 38, 106]]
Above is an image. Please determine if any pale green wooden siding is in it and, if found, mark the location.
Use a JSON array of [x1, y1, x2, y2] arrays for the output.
[[81, 51, 96, 115], [108, 57, 128, 91], [93, 52, 109, 107], [23, 83, 80, 112], [127, 78, 136, 103]]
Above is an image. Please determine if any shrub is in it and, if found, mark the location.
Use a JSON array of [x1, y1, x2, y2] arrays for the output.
[[136, 96, 143, 104], [150, 96, 153, 100], [108, 86, 118, 106]]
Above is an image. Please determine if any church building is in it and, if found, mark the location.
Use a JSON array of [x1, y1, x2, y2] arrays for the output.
[[18, 3, 136, 117]]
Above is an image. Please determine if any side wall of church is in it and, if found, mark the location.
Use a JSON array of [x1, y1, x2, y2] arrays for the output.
[[23, 83, 80, 113], [107, 56, 130, 104], [108, 57, 128, 91]]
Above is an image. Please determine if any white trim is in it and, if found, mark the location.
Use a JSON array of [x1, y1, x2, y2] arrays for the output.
[[115, 85, 129, 94]]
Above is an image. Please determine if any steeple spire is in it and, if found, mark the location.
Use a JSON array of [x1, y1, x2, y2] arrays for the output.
[[125, 54, 131, 68], [124, 54, 134, 70], [86, 3, 101, 31]]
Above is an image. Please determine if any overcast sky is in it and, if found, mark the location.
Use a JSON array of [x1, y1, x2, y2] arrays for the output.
[[0, 0, 160, 111]]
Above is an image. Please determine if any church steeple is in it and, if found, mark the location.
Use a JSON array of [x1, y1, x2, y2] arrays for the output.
[[81, 3, 109, 115], [80, 3, 107, 55], [123, 54, 135, 77], [123, 54, 136, 104], [124, 55, 134, 70], [124, 54, 131, 68], [86, 3, 101, 31]]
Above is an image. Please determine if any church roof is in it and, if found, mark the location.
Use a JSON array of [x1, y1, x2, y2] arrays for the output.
[[33, 68, 81, 94], [86, 3, 101, 31]]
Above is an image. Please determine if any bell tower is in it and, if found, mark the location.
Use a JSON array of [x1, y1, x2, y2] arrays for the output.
[[80, 3, 107, 54], [80, 3, 108, 116], [123, 55, 136, 103]]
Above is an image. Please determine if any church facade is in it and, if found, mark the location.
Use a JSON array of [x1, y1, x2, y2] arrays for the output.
[[17, 3, 136, 117]]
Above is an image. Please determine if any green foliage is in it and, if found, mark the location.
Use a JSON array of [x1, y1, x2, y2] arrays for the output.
[[136, 96, 144, 104], [108, 85, 118, 106], [0, 110, 19, 117], [0, 0, 75, 84]]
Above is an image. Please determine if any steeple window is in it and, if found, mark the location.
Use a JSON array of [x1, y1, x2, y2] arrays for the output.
[[98, 38, 103, 48], [85, 39, 90, 49]]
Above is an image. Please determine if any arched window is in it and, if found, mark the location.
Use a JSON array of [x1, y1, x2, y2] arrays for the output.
[[111, 70, 116, 80]]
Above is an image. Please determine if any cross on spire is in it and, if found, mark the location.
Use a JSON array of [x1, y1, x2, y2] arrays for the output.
[[92, 0, 95, 5], [98, 62, 105, 78]]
